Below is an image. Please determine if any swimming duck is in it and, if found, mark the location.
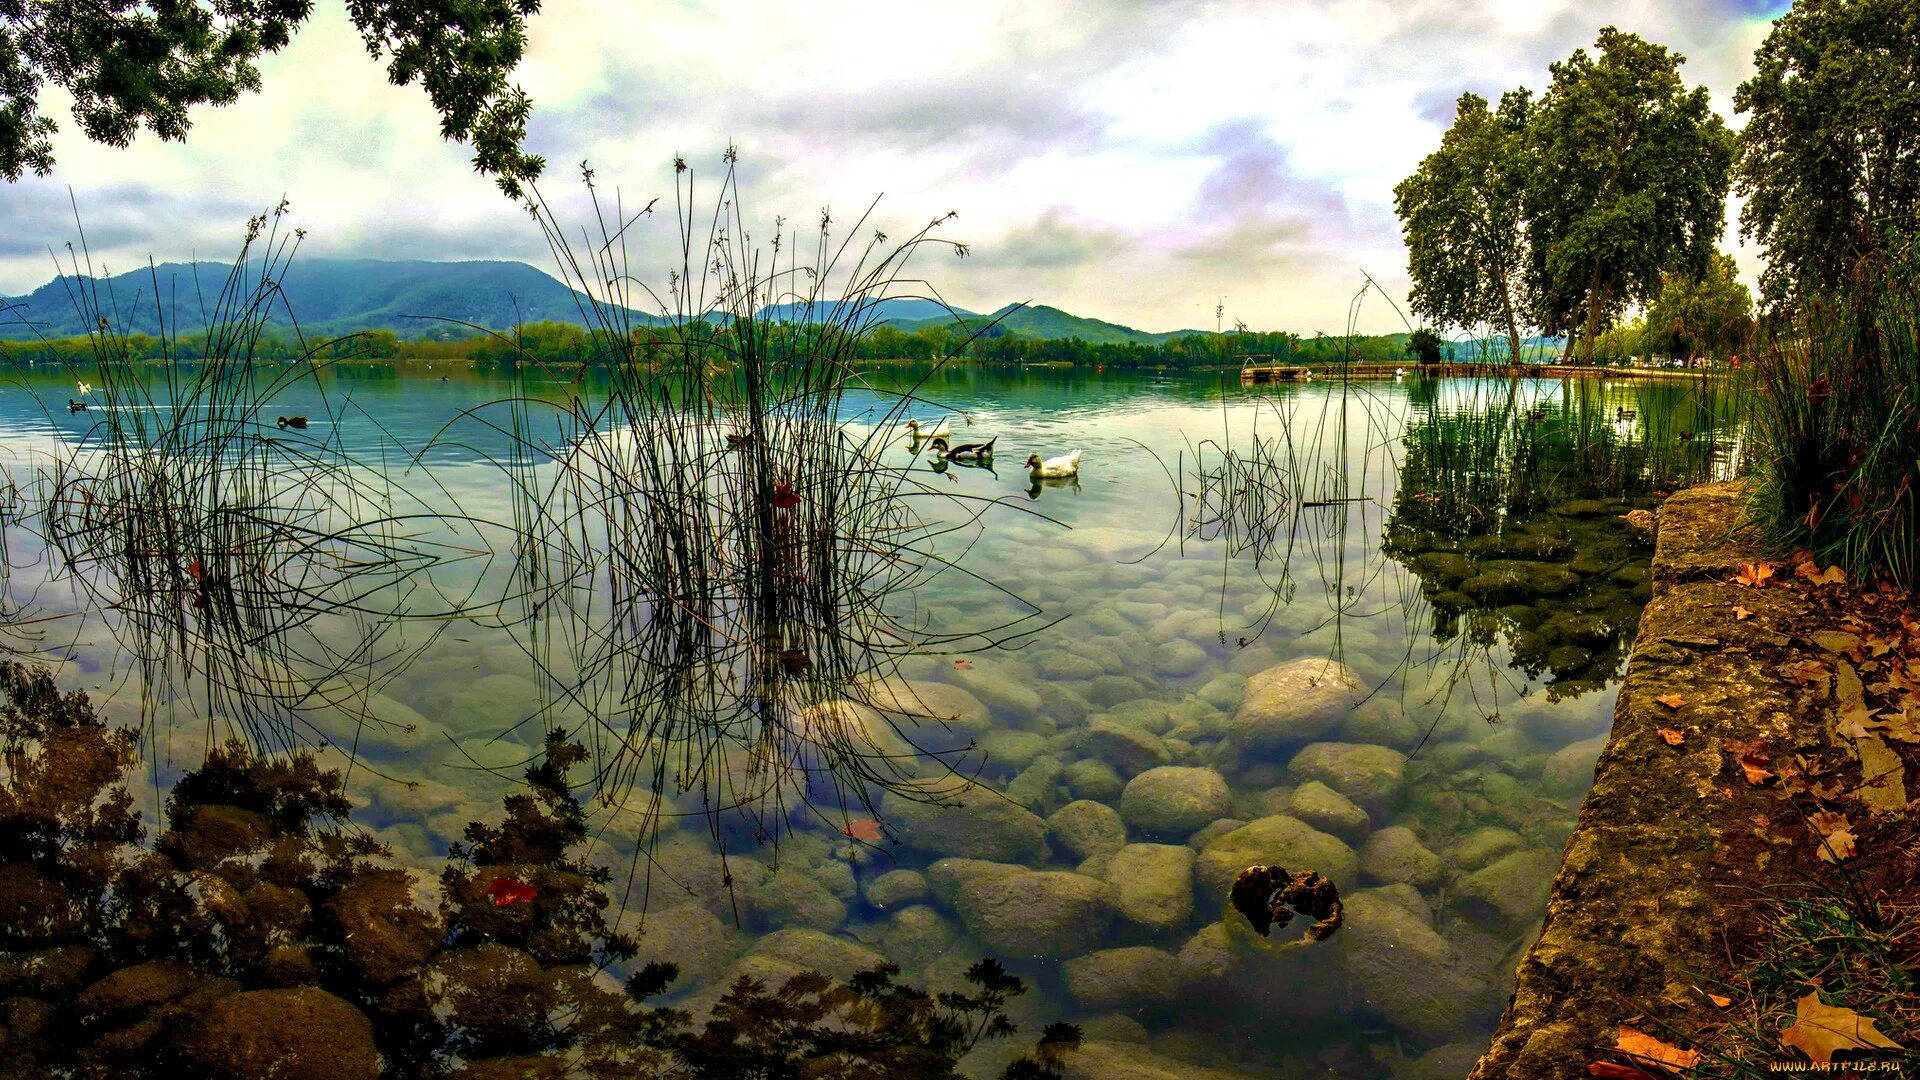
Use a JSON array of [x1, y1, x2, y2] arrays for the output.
[[930, 435, 995, 461], [68, 399, 87, 412], [1615, 406, 1636, 421], [276, 416, 308, 429], [1025, 449, 1082, 478], [904, 417, 951, 440], [1394, 367, 1406, 378]]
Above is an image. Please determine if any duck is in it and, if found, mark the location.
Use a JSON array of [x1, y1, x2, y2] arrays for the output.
[[1678, 430, 1695, 442], [1394, 367, 1406, 378], [930, 435, 995, 462], [1025, 449, 1082, 479], [77, 381, 92, 396], [1615, 406, 1637, 421], [276, 416, 308, 429], [68, 399, 87, 412], [904, 417, 951, 440]]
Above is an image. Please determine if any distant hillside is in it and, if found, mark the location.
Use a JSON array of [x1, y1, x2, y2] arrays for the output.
[[885, 303, 1207, 346]]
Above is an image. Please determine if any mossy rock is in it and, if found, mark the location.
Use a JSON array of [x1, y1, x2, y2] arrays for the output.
[[176, 987, 377, 1080]]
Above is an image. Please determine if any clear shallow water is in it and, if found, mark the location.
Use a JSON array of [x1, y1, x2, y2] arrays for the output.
[[0, 361, 1709, 1077]]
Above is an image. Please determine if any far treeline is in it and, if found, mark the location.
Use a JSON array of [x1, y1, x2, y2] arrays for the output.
[[0, 319, 1514, 370]]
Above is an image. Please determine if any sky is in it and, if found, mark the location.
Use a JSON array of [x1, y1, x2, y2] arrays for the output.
[[2, 0, 1789, 335]]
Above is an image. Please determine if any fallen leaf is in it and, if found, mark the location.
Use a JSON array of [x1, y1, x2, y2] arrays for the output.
[[487, 878, 538, 906], [841, 818, 884, 842], [1655, 693, 1688, 710], [1778, 991, 1903, 1064], [1658, 728, 1685, 746], [1733, 605, 1752, 621], [1835, 702, 1879, 740], [1725, 738, 1774, 785], [772, 480, 802, 509], [1614, 1027, 1701, 1072], [1709, 994, 1733, 1008], [1733, 562, 1776, 587], [952, 658, 973, 670], [1807, 811, 1857, 862], [1800, 562, 1848, 586]]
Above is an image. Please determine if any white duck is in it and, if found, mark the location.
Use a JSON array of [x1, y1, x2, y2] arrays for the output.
[[1394, 367, 1406, 378], [904, 417, 951, 440], [77, 380, 92, 395], [1025, 449, 1082, 478]]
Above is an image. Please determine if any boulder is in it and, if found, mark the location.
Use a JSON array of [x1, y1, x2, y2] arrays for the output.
[[885, 778, 1048, 864], [1333, 891, 1479, 1043], [980, 730, 1048, 773], [1193, 815, 1358, 903], [1063, 759, 1125, 802], [1104, 844, 1195, 932], [1078, 720, 1171, 777], [1229, 659, 1360, 756], [620, 903, 738, 992], [1151, 640, 1211, 678], [1062, 1039, 1248, 1080], [1048, 800, 1128, 862], [925, 858, 1026, 909], [948, 871, 1113, 957], [863, 869, 928, 910], [1005, 756, 1066, 816], [1061, 946, 1181, 1010], [1359, 827, 1444, 887], [328, 869, 440, 986], [1541, 734, 1608, 797], [738, 866, 847, 932], [859, 903, 958, 970], [177, 987, 377, 1080], [1447, 826, 1526, 870], [1286, 742, 1407, 813], [1118, 767, 1231, 838], [863, 678, 991, 732], [1456, 849, 1560, 925], [1184, 818, 1244, 850], [1284, 781, 1370, 841], [748, 929, 886, 979]]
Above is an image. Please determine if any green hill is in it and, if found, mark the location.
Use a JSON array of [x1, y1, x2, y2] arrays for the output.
[[885, 302, 1207, 346]]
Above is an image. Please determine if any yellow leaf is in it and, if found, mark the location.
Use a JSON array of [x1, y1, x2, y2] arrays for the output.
[[1655, 693, 1688, 709], [1733, 605, 1752, 621], [1615, 1027, 1701, 1072], [1778, 992, 1902, 1064], [1835, 702, 1879, 740], [1709, 993, 1733, 1008], [1807, 811, 1857, 862], [1733, 562, 1777, 587], [1658, 728, 1685, 746]]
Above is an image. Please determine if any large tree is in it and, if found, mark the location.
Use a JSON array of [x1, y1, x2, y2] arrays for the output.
[[1735, 0, 1920, 311], [1394, 90, 1535, 367], [1524, 27, 1735, 362], [1641, 251, 1753, 361], [0, 0, 544, 196]]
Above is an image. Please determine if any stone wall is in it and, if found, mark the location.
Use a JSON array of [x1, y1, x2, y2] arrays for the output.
[[1468, 482, 1798, 1078]]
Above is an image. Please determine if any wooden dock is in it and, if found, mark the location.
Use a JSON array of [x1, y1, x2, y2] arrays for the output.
[[1238, 361, 1725, 384]]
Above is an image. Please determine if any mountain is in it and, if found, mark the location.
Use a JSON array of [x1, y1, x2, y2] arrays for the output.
[[884, 303, 1206, 346], [756, 298, 977, 325]]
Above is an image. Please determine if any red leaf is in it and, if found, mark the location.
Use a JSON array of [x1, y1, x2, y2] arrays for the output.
[[841, 818, 884, 842], [1658, 728, 1685, 746], [953, 658, 973, 670], [772, 480, 801, 509], [1655, 693, 1688, 709], [487, 878, 538, 906], [187, 559, 203, 581]]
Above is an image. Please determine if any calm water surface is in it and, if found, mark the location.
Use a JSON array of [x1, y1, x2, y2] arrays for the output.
[[0, 362, 1716, 1077]]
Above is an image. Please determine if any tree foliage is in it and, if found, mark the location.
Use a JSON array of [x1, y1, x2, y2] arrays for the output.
[[1735, 0, 1920, 311], [1394, 90, 1535, 366], [0, 0, 544, 195], [1524, 27, 1736, 361], [1642, 252, 1753, 361]]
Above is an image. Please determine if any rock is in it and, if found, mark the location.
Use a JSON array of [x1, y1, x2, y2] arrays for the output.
[[1061, 947, 1180, 1010], [1100, 699, 1175, 735], [980, 730, 1048, 773], [328, 868, 440, 986], [169, 805, 270, 869], [1359, 827, 1444, 887], [1193, 815, 1358, 903], [1077, 1014, 1151, 1044], [788, 699, 905, 759], [1341, 700, 1422, 750], [1151, 641, 1210, 678], [622, 903, 740, 992], [1285, 742, 1407, 813], [1104, 844, 1195, 932], [947, 667, 1044, 721], [1333, 892, 1479, 1043], [1048, 800, 1128, 862], [863, 679, 991, 732], [1396, 1041, 1489, 1080], [1364, 883, 1431, 920], [1118, 766, 1231, 839], [75, 959, 203, 1023], [862, 903, 958, 970], [1541, 734, 1608, 797], [1063, 759, 1125, 803], [1197, 673, 1246, 711], [738, 866, 847, 932], [1229, 659, 1360, 756], [886, 778, 1048, 864], [1284, 781, 1370, 841], [1062, 1040, 1247, 1080], [1456, 850, 1560, 925], [177, 987, 378, 1080], [1079, 720, 1171, 777], [1005, 756, 1066, 815], [947, 871, 1113, 957], [863, 869, 928, 910], [1410, 551, 1476, 587], [748, 929, 886, 979], [1447, 826, 1526, 870], [1185, 818, 1245, 850]]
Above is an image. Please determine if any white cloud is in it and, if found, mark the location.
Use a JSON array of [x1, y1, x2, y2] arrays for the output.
[[2, 0, 1785, 333]]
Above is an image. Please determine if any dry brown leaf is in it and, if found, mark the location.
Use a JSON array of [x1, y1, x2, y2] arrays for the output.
[[1725, 738, 1774, 785], [1658, 728, 1685, 746], [1835, 702, 1880, 740], [1709, 993, 1733, 1008], [1733, 561, 1776, 587], [1799, 562, 1848, 586], [1614, 1027, 1701, 1072], [1655, 692, 1688, 709], [1807, 811, 1857, 862], [1733, 605, 1752, 621], [1778, 991, 1903, 1064]]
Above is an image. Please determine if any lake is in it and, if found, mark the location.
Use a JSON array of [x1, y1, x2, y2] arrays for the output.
[[0, 359, 1738, 1077]]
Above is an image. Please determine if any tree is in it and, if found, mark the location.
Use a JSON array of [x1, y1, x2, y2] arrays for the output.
[[1405, 327, 1444, 366], [0, 1, 544, 196], [1641, 251, 1753, 361], [1524, 28, 1736, 362], [1735, 0, 1920, 311], [1394, 90, 1536, 366]]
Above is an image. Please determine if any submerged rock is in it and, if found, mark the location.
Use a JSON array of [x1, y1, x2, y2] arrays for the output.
[[1229, 659, 1360, 756], [621, 903, 738, 993], [1061, 946, 1181, 1010], [1456, 849, 1560, 925], [1333, 891, 1480, 1043], [1359, 826, 1444, 888], [947, 870, 1113, 958], [885, 778, 1048, 864], [862, 869, 928, 910], [178, 986, 377, 1080], [748, 929, 886, 980], [1048, 800, 1128, 862], [1078, 720, 1171, 777], [1104, 843, 1195, 932], [1061, 1039, 1248, 1080], [1541, 734, 1609, 796], [1118, 766, 1231, 838], [858, 903, 958, 971], [1286, 742, 1408, 814], [1063, 758, 1126, 803], [1193, 815, 1358, 903], [1284, 781, 1370, 842]]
